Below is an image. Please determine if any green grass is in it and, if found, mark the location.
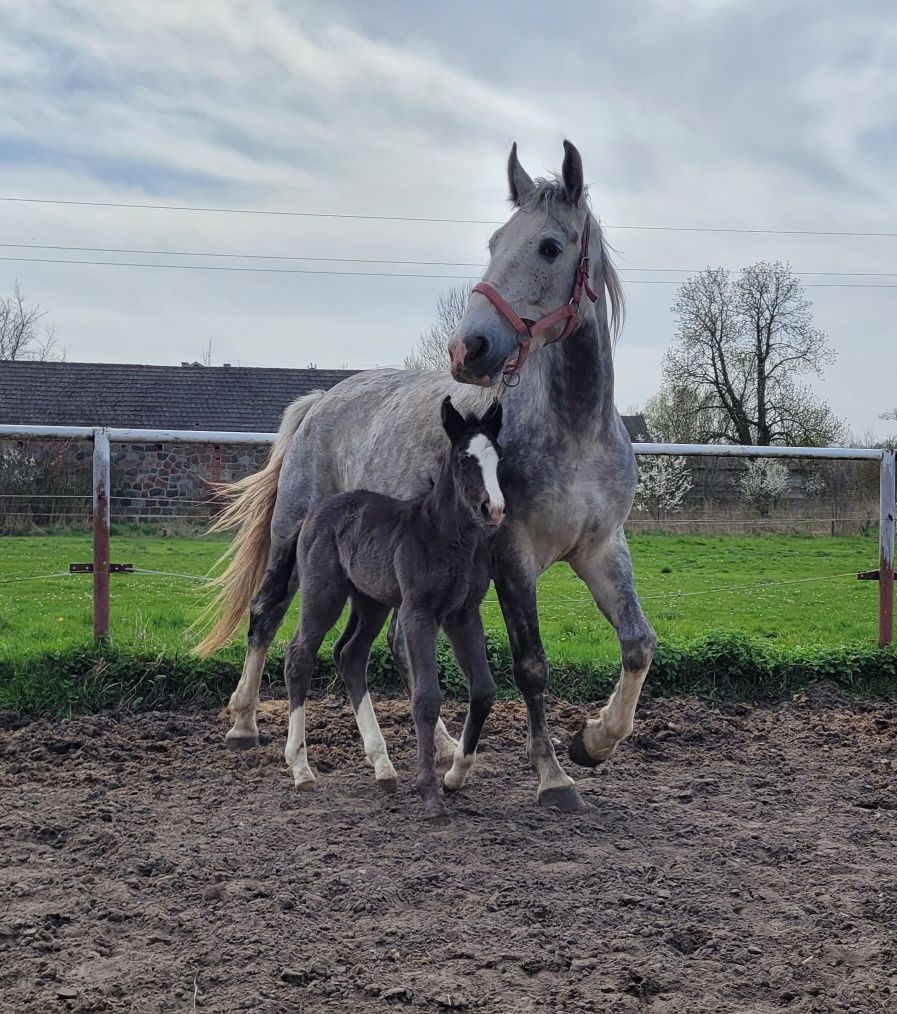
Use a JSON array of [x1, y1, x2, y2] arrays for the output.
[[1, 531, 894, 713]]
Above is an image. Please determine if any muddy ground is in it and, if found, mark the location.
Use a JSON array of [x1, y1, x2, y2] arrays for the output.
[[1, 686, 896, 1013]]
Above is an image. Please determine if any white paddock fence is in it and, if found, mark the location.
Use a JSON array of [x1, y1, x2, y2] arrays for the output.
[[1, 424, 894, 648]]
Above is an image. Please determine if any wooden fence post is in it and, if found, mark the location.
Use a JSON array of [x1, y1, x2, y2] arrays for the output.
[[92, 428, 111, 642], [880, 448, 895, 648]]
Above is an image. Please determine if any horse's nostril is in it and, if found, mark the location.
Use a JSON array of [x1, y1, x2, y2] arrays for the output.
[[480, 501, 490, 518], [466, 335, 488, 360]]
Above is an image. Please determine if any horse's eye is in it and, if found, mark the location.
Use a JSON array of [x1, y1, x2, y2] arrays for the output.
[[538, 239, 563, 260]]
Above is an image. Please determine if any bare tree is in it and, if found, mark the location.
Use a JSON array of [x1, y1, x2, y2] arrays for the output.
[[405, 283, 473, 371], [0, 281, 63, 361], [663, 262, 842, 446]]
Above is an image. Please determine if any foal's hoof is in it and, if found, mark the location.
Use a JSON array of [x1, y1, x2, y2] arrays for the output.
[[568, 729, 602, 768], [225, 733, 260, 752], [538, 785, 587, 813], [376, 778, 398, 795], [294, 777, 317, 792], [424, 806, 451, 826]]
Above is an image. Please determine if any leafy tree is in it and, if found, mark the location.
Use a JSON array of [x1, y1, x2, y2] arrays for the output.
[[634, 456, 693, 519], [739, 459, 789, 516]]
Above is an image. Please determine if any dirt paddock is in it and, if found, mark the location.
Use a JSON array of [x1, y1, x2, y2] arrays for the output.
[[1, 687, 896, 1013]]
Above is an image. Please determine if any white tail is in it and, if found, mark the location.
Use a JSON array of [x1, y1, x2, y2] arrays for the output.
[[193, 392, 324, 656]]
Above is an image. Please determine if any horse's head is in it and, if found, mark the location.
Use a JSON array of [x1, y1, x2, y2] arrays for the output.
[[448, 140, 622, 386], [440, 396, 505, 528]]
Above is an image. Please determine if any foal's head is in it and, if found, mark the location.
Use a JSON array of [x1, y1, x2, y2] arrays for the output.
[[440, 396, 505, 528]]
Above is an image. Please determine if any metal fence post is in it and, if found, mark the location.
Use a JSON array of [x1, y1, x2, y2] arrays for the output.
[[880, 448, 896, 649], [92, 428, 111, 642]]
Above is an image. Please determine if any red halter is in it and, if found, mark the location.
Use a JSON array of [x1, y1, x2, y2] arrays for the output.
[[471, 215, 600, 378]]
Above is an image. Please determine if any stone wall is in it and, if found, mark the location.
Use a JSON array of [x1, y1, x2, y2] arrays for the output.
[[113, 442, 270, 512], [0, 438, 271, 524]]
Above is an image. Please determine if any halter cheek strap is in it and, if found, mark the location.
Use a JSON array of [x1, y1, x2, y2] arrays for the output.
[[471, 215, 600, 376]]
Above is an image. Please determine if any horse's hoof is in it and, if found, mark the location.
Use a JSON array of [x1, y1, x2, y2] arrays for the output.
[[225, 733, 260, 752], [377, 778, 398, 794], [568, 729, 602, 768], [424, 806, 451, 826], [538, 785, 587, 813], [294, 777, 317, 792]]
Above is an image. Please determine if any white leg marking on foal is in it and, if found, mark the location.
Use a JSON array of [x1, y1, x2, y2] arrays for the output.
[[443, 742, 475, 791], [353, 693, 397, 782], [285, 705, 316, 789], [434, 718, 459, 764]]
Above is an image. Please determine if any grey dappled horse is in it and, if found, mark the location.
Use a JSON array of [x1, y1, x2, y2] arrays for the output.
[[285, 397, 505, 820], [197, 139, 655, 812]]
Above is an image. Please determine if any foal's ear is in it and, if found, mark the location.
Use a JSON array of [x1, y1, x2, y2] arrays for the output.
[[441, 395, 468, 444], [481, 400, 503, 440], [561, 139, 584, 205], [508, 142, 535, 207]]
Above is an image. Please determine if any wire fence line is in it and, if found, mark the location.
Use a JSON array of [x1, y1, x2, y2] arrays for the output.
[[1, 564, 865, 603]]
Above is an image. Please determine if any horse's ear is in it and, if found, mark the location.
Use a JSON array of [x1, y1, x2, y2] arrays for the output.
[[508, 142, 534, 207], [561, 139, 584, 205], [441, 395, 467, 444], [482, 400, 503, 440]]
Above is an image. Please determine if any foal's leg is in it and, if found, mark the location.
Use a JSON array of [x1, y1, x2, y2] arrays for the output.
[[399, 605, 446, 820], [283, 581, 348, 789], [339, 596, 397, 789], [442, 607, 496, 792], [226, 538, 297, 750], [388, 612, 459, 765], [567, 531, 656, 766], [494, 554, 585, 812]]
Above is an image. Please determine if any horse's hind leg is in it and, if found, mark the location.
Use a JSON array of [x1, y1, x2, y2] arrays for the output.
[[387, 612, 459, 765], [442, 607, 496, 792], [339, 595, 396, 790], [284, 578, 349, 790], [567, 531, 656, 766], [227, 538, 297, 750]]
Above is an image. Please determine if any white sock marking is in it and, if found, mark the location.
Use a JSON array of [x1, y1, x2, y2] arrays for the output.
[[353, 692, 396, 782], [285, 705, 315, 786]]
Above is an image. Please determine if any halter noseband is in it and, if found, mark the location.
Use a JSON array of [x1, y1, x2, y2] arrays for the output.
[[471, 215, 600, 378]]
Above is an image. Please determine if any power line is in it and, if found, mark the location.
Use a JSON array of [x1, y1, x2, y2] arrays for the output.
[[2, 253, 896, 288], [1, 242, 895, 279], [1, 194, 896, 238]]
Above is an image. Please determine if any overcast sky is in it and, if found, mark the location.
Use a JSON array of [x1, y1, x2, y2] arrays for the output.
[[1, 0, 895, 437]]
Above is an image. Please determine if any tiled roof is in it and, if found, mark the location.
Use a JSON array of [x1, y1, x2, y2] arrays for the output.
[[0, 360, 651, 439], [0, 361, 357, 432]]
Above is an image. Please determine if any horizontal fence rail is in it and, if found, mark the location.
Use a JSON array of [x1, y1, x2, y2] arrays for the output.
[[1, 423, 894, 647]]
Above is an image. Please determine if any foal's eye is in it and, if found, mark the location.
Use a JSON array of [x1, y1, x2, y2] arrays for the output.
[[538, 239, 563, 260]]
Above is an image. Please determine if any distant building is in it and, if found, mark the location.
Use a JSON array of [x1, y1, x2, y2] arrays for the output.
[[0, 361, 651, 522]]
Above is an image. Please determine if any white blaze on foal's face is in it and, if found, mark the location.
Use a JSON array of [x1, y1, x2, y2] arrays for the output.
[[465, 433, 505, 525]]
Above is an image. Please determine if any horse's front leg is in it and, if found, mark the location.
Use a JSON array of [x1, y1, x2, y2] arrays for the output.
[[567, 530, 656, 766], [399, 605, 447, 822], [493, 555, 585, 812], [387, 611, 459, 765], [442, 606, 496, 792]]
